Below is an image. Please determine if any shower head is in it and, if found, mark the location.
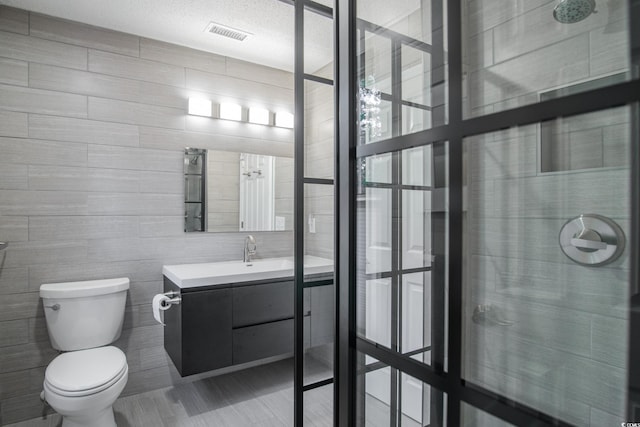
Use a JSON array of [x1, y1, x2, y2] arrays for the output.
[[553, 0, 596, 23]]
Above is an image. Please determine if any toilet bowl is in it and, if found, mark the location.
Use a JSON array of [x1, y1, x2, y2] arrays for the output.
[[40, 278, 130, 427], [43, 346, 128, 427]]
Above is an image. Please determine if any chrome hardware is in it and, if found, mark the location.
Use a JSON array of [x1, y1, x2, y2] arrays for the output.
[[559, 214, 625, 266], [44, 303, 61, 311], [472, 305, 513, 326], [160, 291, 181, 308], [244, 235, 257, 263], [0, 242, 7, 250]]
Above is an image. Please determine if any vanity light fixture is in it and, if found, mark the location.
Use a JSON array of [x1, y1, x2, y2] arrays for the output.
[[220, 103, 243, 121], [275, 112, 294, 129], [188, 98, 212, 117], [249, 107, 270, 125]]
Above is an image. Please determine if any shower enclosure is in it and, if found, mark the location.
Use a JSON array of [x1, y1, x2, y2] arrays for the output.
[[323, 0, 639, 425]]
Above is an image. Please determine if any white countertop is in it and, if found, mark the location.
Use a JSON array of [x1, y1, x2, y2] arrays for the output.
[[163, 255, 333, 288]]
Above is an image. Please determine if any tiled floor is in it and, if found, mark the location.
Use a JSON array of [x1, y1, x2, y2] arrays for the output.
[[6, 358, 333, 427]]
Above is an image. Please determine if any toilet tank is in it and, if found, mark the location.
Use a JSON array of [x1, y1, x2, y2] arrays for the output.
[[39, 278, 130, 351]]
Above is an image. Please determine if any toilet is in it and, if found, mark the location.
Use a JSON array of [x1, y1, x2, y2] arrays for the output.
[[40, 278, 130, 427]]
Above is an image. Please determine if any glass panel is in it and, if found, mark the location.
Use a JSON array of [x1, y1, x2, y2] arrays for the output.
[[365, 153, 392, 184], [357, 0, 448, 143], [184, 203, 203, 232], [356, 0, 446, 46], [360, 97, 393, 145], [462, 0, 630, 118], [311, 0, 333, 8], [274, 156, 294, 232], [304, 283, 334, 386], [401, 44, 431, 106], [304, 9, 334, 80], [463, 106, 631, 425], [402, 105, 432, 136], [356, 354, 447, 427], [184, 150, 204, 174], [303, 383, 333, 425], [401, 272, 431, 360], [402, 190, 431, 270], [357, 143, 448, 362], [540, 105, 630, 172], [461, 403, 515, 427], [359, 356, 392, 427], [361, 32, 393, 95], [402, 145, 432, 187], [303, 182, 333, 385], [363, 187, 392, 275], [357, 277, 392, 347], [185, 175, 202, 202], [304, 183, 334, 276], [304, 79, 334, 180]]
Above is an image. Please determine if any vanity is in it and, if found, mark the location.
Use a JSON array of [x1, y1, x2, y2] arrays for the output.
[[162, 256, 333, 376]]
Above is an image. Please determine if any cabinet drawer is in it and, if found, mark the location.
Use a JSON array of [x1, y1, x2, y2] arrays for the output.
[[232, 319, 293, 365], [232, 281, 293, 327]]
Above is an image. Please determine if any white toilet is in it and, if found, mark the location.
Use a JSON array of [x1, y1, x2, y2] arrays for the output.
[[40, 277, 130, 427]]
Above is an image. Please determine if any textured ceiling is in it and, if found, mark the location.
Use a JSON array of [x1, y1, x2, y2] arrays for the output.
[[0, 0, 333, 72]]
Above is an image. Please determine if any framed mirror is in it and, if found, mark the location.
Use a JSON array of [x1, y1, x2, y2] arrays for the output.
[[184, 148, 294, 232]]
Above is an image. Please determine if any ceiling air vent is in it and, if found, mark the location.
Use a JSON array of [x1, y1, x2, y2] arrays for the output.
[[204, 22, 252, 41]]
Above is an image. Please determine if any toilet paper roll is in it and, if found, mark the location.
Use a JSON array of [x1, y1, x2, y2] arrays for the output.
[[152, 294, 171, 326]]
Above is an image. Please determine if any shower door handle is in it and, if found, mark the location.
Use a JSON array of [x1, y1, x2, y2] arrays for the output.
[[570, 237, 607, 251]]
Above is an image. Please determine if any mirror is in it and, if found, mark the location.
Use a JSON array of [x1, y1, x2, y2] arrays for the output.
[[184, 148, 294, 233]]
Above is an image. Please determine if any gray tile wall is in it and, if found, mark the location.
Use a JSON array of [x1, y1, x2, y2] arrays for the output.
[[463, 0, 629, 117], [464, 109, 631, 426], [462, 1, 631, 424], [0, 6, 294, 424]]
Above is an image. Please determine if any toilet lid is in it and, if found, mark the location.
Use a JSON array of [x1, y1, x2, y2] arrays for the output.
[[45, 346, 127, 397]]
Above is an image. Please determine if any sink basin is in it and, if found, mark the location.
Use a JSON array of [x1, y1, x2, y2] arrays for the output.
[[163, 256, 333, 288]]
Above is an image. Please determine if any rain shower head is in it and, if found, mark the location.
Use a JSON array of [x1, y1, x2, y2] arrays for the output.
[[553, 0, 596, 23]]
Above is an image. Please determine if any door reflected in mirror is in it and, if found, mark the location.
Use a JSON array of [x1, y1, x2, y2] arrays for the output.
[[184, 148, 293, 233]]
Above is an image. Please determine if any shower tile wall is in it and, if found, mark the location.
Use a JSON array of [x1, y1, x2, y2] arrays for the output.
[[0, 6, 294, 424], [463, 0, 629, 116], [463, 1, 630, 426]]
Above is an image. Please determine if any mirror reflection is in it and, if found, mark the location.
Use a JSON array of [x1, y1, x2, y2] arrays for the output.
[[184, 148, 293, 233]]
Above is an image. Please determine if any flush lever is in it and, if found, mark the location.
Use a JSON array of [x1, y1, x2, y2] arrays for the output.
[[44, 304, 60, 311]]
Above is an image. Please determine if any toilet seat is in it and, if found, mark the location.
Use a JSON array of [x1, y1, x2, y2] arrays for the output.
[[45, 346, 127, 397]]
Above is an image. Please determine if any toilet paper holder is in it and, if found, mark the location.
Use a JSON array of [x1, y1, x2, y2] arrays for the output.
[[160, 291, 181, 308]]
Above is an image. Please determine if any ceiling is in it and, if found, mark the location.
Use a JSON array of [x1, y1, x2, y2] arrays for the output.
[[0, 0, 334, 73]]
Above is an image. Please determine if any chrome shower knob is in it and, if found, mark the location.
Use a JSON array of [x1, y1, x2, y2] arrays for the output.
[[559, 214, 625, 266]]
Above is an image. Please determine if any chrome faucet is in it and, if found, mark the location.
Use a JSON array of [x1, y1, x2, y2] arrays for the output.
[[244, 235, 257, 263]]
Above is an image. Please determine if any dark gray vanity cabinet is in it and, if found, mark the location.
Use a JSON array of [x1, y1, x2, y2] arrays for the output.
[[232, 281, 294, 326], [232, 281, 294, 364], [164, 277, 303, 377], [163, 278, 232, 376]]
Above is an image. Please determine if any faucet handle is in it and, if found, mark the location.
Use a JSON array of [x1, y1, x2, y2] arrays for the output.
[[246, 235, 257, 249]]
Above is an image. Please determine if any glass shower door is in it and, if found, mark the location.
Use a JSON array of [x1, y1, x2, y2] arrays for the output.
[[337, 0, 638, 424], [462, 106, 632, 426], [461, 0, 633, 423]]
